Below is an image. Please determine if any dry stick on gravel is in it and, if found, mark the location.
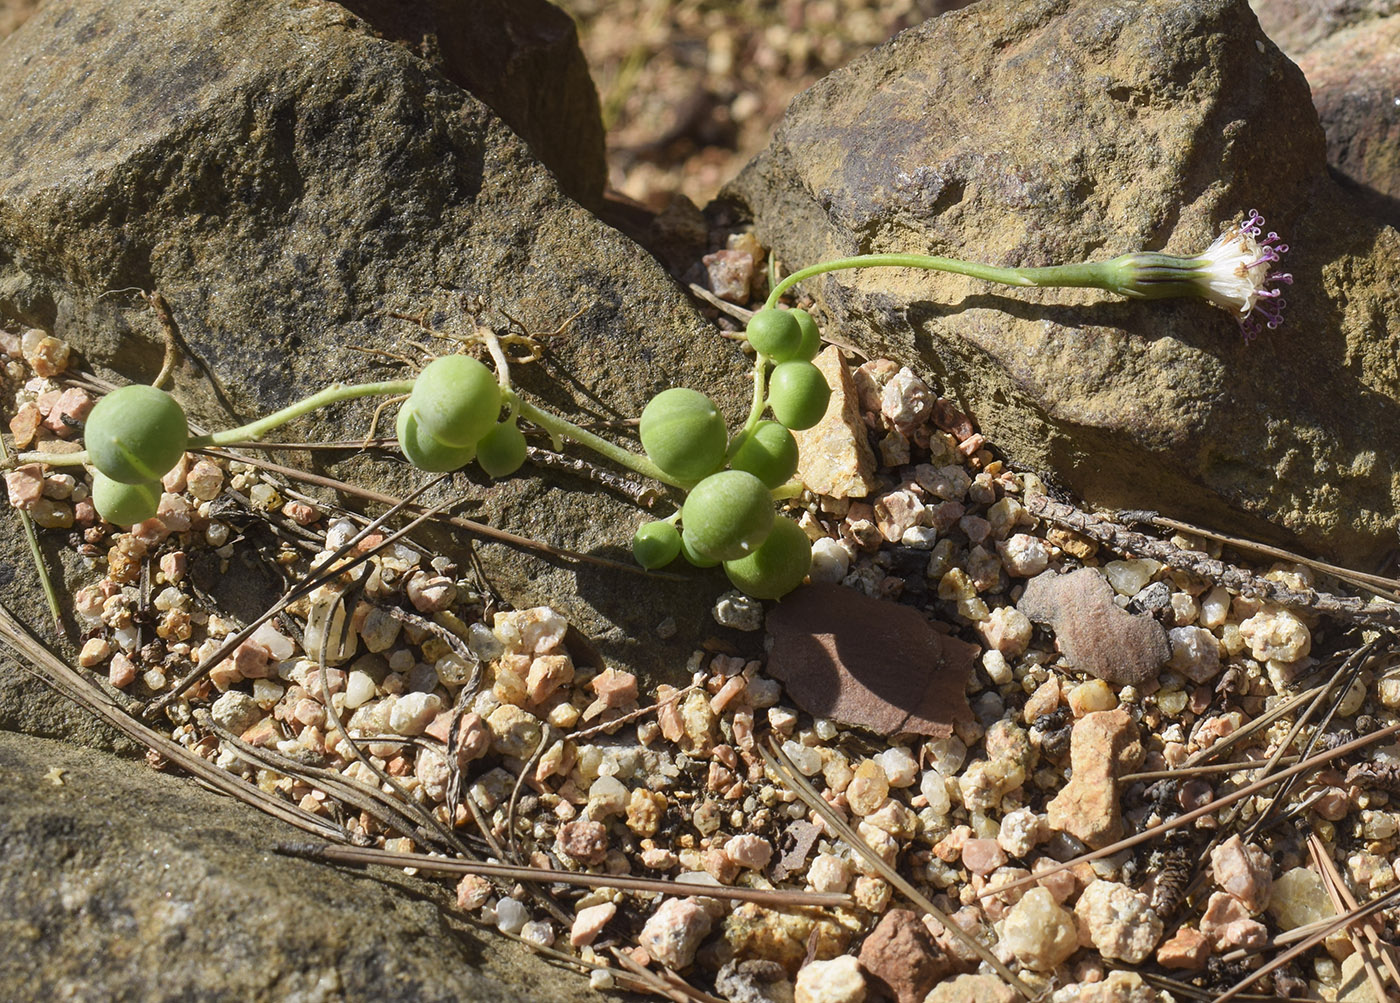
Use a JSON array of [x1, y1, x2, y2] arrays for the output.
[[1024, 493, 1400, 629], [192, 710, 463, 854], [524, 445, 666, 509], [1181, 683, 1326, 771], [274, 843, 854, 910], [610, 945, 721, 1003], [143, 473, 456, 721], [218, 449, 689, 580], [1212, 886, 1400, 1003], [981, 720, 1400, 901], [1149, 513, 1400, 602], [0, 601, 345, 842], [760, 736, 1037, 1000], [1308, 833, 1400, 997], [1120, 755, 1302, 784], [1240, 640, 1383, 843]]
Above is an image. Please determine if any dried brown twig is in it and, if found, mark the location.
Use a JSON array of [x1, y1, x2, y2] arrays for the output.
[[760, 736, 1037, 1000], [274, 842, 854, 910], [1025, 493, 1400, 629]]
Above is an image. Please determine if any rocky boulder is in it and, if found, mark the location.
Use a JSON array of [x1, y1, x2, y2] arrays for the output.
[[0, 0, 755, 687], [725, 0, 1400, 567], [0, 729, 588, 1002]]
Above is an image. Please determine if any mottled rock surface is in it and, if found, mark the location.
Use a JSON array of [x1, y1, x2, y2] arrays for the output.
[[726, 0, 1400, 566], [0, 730, 576, 1002], [0, 0, 753, 694], [1018, 569, 1170, 686], [856, 909, 954, 1003]]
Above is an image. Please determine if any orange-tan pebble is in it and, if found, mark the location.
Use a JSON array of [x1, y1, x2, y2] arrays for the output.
[[626, 788, 667, 837], [570, 902, 616, 947], [108, 652, 137, 688], [5, 462, 44, 509], [78, 637, 112, 668]]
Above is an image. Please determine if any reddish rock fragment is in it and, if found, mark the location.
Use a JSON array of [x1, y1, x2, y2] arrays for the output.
[[1156, 926, 1210, 970], [1017, 568, 1170, 685], [858, 908, 956, 1003], [765, 583, 976, 738]]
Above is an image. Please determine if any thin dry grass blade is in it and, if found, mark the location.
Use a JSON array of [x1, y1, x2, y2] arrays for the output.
[[1211, 886, 1400, 1003], [1309, 833, 1400, 994], [981, 720, 1400, 901], [759, 736, 1036, 1000], [275, 842, 854, 910], [0, 600, 344, 841]]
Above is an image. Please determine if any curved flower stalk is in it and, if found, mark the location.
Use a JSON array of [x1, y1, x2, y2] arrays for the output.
[[767, 209, 1294, 343]]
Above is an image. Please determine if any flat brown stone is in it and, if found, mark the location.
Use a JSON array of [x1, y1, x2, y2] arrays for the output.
[[765, 583, 976, 737], [1017, 568, 1169, 685]]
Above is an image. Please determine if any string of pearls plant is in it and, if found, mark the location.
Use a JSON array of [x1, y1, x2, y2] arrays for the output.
[[16, 212, 1290, 600]]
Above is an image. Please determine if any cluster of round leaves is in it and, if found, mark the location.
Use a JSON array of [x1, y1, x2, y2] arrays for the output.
[[84, 384, 190, 526], [395, 355, 526, 478], [630, 308, 831, 599]]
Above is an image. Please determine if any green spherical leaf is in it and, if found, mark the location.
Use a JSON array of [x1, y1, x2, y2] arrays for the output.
[[728, 420, 799, 489], [632, 520, 682, 570], [745, 308, 802, 361], [723, 516, 812, 599], [767, 361, 832, 431], [789, 309, 822, 362], [85, 384, 189, 484], [476, 419, 528, 478], [396, 402, 476, 472], [680, 470, 774, 562], [680, 531, 720, 568], [639, 387, 727, 482], [91, 470, 161, 527], [408, 355, 501, 448]]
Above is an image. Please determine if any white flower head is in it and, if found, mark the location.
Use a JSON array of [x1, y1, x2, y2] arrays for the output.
[[1188, 210, 1292, 340]]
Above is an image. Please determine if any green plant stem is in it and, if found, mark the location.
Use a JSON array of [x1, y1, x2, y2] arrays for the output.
[[16, 379, 418, 469], [728, 356, 771, 459], [765, 253, 1115, 309], [505, 392, 690, 491], [199, 380, 417, 448]]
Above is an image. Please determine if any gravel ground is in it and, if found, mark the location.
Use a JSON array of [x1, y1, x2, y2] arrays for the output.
[[6, 293, 1399, 1001], [554, 0, 973, 209]]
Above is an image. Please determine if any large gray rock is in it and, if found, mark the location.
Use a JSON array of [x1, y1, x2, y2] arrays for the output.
[[1294, 15, 1400, 212], [725, 0, 1400, 566], [0, 0, 754, 687], [0, 729, 592, 1003]]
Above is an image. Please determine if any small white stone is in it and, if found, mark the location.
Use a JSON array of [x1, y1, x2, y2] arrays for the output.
[[342, 670, 377, 710], [873, 746, 918, 787], [1002, 886, 1078, 970], [782, 740, 823, 776], [997, 533, 1049, 578], [519, 920, 555, 947], [807, 853, 852, 893], [211, 690, 261, 735], [900, 525, 938, 549], [713, 590, 764, 631], [809, 537, 852, 584], [1199, 585, 1231, 628], [1167, 625, 1221, 682], [918, 770, 951, 815], [1103, 559, 1161, 596], [388, 691, 441, 736], [1239, 609, 1311, 663], [723, 833, 774, 871], [1074, 879, 1163, 963], [794, 954, 865, 1003], [494, 897, 529, 934], [638, 898, 713, 970], [587, 775, 629, 820]]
